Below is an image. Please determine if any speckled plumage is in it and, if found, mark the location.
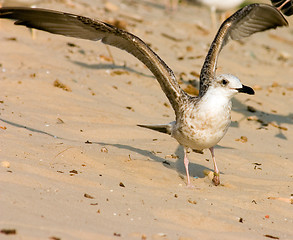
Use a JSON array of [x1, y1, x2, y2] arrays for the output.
[[0, 4, 288, 186]]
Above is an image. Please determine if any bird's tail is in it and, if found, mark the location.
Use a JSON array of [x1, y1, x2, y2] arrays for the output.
[[137, 122, 174, 135]]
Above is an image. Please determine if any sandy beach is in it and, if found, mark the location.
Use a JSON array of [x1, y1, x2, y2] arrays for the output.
[[0, 0, 293, 239]]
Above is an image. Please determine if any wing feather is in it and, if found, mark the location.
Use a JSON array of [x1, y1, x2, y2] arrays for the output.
[[0, 7, 185, 115], [199, 3, 288, 96]]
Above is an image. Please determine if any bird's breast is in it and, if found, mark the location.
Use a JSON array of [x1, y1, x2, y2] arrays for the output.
[[172, 100, 232, 150]]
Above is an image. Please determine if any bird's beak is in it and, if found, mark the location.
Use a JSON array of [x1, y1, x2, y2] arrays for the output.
[[237, 85, 255, 95]]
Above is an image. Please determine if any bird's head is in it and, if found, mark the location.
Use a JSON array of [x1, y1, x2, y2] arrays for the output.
[[211, 74, 254, 98]]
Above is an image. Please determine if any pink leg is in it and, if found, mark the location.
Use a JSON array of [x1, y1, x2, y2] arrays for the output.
[[183, 148, 192, 187], [209, 147, 220, 186], [277, 0, 291, 11]]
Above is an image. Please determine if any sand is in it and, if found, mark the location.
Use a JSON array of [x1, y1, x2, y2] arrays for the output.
[[0, 0, 293, 239]]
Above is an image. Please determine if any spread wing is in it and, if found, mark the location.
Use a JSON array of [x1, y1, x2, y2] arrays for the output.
[[0, 7, 185, 115], [199, 3, 288, 96]]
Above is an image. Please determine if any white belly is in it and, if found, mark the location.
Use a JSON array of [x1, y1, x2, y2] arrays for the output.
[[200, 0, 244, 11], [172, 98, 232, 150]]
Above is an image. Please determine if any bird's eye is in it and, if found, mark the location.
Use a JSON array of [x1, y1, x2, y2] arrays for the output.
[[221, 79, 228, 85]]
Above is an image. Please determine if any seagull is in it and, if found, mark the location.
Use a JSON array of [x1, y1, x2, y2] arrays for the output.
[[271, 0, 293, 16], [0, 4, 288, 186], [195, 0, 244, 12], [194, 0, 245, 27]]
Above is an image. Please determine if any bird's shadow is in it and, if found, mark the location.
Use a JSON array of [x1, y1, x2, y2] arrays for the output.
[[232, 98, 293, 140], [71, 60, 154, 79], [139, 0, 166, 10], [91, 140, 215, 179], [0, 117, 213, 180], [173, 144, 229, 178]]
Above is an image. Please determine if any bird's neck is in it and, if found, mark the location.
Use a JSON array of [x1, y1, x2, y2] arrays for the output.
[[199, 88, 232, 113]]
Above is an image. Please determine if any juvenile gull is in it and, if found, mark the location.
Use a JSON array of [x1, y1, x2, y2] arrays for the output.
[[0, 4, 288, 186]]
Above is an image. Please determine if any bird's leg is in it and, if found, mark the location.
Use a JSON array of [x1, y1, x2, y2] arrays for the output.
[[106, 45, 115, 65], [277, 0, 291, 11], [210, 6, 217, 30], [183, 148, 192, 187], [209, 147, 220, 186]]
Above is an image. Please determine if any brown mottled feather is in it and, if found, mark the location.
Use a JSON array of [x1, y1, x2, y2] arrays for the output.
[[199, 3, 288, 96], [0, 4, 288, 108], [0, 7, 186, 116]]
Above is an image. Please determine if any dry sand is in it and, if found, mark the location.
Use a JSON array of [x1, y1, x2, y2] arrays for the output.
[[0, 0, 293, 239]]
